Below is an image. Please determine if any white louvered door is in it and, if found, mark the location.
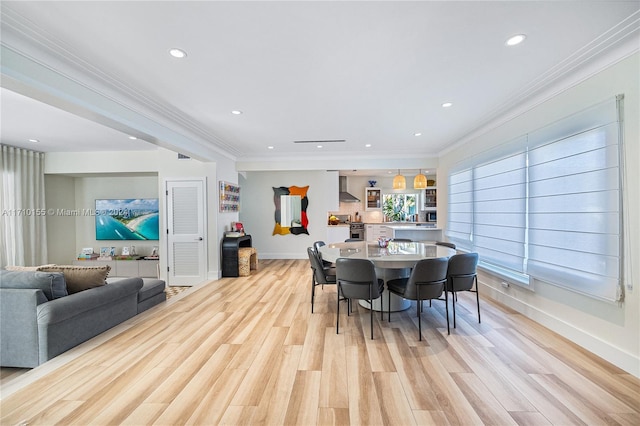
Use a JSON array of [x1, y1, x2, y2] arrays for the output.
[[166, 179, 206, 286]]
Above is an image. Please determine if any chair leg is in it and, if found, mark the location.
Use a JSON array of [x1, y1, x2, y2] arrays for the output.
[[370, 298, 374, 339], [445, 289, 450, 335], [418, 298, 422, 341], [388, 292, 391, 322], [311, 277, 316, 313], [369, 285, 374, 339], [336, 285, 340, 334], [475, 276, 481, 324], [452, 291, 457, 328]]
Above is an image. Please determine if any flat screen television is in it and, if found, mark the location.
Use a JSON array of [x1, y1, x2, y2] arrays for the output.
[[95, 198, 159, 240]]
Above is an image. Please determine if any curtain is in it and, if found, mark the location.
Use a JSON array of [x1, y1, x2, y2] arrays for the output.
[[0, 144, 48, 267]]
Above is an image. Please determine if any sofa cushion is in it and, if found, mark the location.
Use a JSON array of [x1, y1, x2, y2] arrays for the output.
[[0, 270, 68, 300], [38, 265, 111, 294], [138, 279, 166, 302]]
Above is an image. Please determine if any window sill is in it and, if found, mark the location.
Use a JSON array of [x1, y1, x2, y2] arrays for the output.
[[477, 261, 533, 290]]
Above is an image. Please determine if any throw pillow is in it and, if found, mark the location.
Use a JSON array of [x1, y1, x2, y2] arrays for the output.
[[5, 264, 56, 271], [38, 265, 111, 294], [0, 270, 68, 300]]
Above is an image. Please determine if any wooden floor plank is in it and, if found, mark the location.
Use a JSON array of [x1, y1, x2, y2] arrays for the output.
[[1, 259, 638, 426]]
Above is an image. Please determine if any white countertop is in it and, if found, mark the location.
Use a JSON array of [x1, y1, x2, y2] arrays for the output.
[[382, 224, 441, 230]]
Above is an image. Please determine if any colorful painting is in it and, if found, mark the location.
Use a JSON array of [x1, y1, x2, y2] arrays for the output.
[[219, 181, 240, 212], [273, 185, 309, 235]]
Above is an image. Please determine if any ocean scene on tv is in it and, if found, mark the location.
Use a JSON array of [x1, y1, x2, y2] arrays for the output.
[[95, 199, 159, 240]]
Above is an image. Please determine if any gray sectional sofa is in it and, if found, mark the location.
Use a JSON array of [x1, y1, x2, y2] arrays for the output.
[[0, 269, 166, 368]]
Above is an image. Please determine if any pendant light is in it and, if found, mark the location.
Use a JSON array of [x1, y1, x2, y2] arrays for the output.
[[413, 169, 427, 189], [392, 169, 406, 190]]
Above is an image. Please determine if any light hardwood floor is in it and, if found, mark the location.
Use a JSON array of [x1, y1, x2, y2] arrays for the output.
[[1, 259, 639, 425]]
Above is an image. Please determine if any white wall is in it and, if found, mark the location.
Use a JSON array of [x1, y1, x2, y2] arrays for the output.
[[238, 170, 338, 259], [439, 53, 640, 376]]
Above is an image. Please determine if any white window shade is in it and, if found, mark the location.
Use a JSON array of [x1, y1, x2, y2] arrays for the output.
[[447, 169, 473, 251], [527, 121, 621, 302], [446, 96, 624, 302], [473, 153, 527, 273]]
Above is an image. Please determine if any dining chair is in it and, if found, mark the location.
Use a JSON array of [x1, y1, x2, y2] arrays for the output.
[[313, 240, 333, 267], [391, 238, 412, 242], [344, 238, 364, 242], [435, 241, 456, 250], [446, 252, 480, 328], [386, 258, 449, 339], [336, 257, 384, 339], [307, 247, 336, 313]]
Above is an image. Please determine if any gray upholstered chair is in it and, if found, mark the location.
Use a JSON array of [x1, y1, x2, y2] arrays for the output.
[[313, 240, 333, 267], [435, 241, 456, 250], [336, 258, 384, 339], [446, 252, 480, 328], [307, 247, 336, 313], [344, 238, 364, 242], [386, 258, 449, 339], [390, 238, 412, 242]]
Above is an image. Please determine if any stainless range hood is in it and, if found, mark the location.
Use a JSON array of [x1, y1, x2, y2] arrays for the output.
[[339, 176, 360, 203]]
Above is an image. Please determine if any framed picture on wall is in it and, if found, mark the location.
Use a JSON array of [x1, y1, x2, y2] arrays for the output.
[[219, 181, 240, 212]]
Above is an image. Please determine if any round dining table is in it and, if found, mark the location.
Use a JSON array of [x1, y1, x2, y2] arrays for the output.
[[318, 240, 456, 311]]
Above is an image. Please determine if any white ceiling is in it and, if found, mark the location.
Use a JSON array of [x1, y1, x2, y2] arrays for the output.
[[1, 1, 638, 167]]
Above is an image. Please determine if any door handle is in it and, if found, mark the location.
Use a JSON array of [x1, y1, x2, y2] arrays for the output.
[[197, 237, 203, 241]]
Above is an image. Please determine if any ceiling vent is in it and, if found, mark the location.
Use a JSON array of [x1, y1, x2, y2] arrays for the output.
[[293, 139, 346, 144]]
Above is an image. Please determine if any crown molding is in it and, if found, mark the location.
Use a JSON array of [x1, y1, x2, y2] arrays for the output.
[[439, 11, 640, 157], [1, 5, 238, 162]]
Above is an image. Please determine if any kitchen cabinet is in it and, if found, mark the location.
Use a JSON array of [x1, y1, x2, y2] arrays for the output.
[[365, 187, 381, 210], [326, 225, 350, 243], [424, 187, 437, 210], [72, 259, 159, 278], [383, 225, 442, 242], [365, 224, 391, 241]]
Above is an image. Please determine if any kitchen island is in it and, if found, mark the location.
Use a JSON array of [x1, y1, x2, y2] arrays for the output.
[[383, 224, 442, 242]]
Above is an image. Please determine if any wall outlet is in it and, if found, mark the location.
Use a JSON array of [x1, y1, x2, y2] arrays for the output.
[[501, 281, 510, 288]]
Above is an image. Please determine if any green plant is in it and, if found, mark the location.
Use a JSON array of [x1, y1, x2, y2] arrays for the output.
[[383, 195, 404, 221]]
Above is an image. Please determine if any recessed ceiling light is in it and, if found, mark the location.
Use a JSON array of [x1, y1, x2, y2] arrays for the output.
[[505, 34, 526, 46], [28, 138, 39, 143], [267, 146, 274, 150], [169, 48, 187, 58], [231, 110, 243, 115], [414, 132, 422, 137], [442, 102, 453, 108], [317, 145, 323, 149], [365, 144, 372, 148], [128, 136, 137, 140]]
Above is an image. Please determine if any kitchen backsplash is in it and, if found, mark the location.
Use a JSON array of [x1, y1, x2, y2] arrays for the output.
[[329, 202, 429, 223], [330, 202, 384, 223]]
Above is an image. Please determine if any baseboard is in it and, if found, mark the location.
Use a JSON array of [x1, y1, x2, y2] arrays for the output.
[[480, 283, 640, 378]]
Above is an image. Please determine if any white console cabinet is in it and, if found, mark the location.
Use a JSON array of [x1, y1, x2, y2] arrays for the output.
[[72, 259, 159, 278]]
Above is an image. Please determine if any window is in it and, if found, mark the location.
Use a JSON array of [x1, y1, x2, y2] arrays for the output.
[[447, 97, 623, 302], [382, 193, 418, 221]]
